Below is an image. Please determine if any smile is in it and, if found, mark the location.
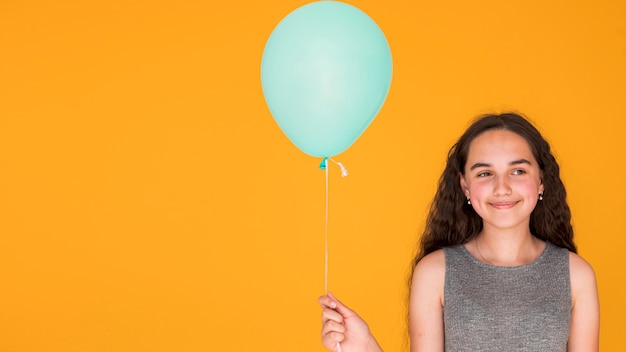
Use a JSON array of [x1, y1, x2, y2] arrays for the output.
[[489, 201, 519, 209]]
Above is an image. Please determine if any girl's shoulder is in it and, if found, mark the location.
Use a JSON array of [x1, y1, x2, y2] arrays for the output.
[[411, 249, 446, 308], [568, 252, 597, 293], [413, 249, 446, 277], [568, 251, 594, 272]]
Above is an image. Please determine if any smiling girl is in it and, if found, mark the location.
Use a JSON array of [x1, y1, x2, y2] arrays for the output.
[[319, 113, 599, 352]]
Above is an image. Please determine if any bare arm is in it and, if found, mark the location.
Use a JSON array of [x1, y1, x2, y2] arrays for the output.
[[409, 250, 445, 352], [567, 252, 600, 352]]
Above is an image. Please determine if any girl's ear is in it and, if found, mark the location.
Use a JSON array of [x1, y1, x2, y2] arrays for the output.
[[459, 173, 469, 198]]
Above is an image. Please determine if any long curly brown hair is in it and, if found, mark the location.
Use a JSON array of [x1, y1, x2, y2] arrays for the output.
[[411, 112, 576, 268]]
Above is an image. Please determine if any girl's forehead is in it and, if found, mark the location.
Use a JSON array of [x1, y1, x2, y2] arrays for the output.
[[467, 130, 534, 159]]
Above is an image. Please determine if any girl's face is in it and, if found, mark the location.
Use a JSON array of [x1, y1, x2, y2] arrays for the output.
[[460, 129, 544, 233]]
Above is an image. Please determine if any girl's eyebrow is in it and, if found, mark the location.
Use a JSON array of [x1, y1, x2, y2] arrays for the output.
[[469, 159, 532, 171], [469, 162, 490, 170], [510, 158, 532, 166]]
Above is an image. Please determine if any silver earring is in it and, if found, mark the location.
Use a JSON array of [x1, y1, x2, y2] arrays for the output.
[[467, 197, 471, 205], [539, 192, 544, 201]]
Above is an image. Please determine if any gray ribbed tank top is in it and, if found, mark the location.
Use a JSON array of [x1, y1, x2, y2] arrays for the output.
[[443, 241, 571, 352]]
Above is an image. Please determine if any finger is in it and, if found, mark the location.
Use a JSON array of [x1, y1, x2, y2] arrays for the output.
[[327, 292, 356, 318], [318, 294, 338, 309], [322, 330, 345, 350], [321, 319, 346, 336], [321, 308, 344, 325]]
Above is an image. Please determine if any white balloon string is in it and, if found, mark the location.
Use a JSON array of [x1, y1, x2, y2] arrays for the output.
[[329, 158, 349, 177], [325, 159, 329, 294], [321, 158, 346, 352], [322, 157, 349, 294]]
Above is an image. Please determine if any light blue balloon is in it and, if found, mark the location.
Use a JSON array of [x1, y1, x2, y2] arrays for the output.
[[261, 1, 392, 158]]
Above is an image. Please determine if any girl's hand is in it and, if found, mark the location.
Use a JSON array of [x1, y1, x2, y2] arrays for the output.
[[318, 292, 383, 352]]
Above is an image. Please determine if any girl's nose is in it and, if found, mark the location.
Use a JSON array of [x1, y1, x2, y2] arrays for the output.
[[493, 176, 512, 196]]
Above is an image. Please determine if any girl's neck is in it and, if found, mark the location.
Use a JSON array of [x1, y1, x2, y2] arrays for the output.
[[469, 228, 545, 266]]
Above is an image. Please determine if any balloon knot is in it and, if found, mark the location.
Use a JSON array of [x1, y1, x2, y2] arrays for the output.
[[319, 157, 329, 170]]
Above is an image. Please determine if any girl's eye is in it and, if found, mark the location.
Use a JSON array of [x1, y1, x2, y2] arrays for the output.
[[512, 169, 526, 175], [477, 171, 491, 177]]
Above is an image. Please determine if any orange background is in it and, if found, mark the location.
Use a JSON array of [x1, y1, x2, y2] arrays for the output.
[[1, 1, 624, 351]]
